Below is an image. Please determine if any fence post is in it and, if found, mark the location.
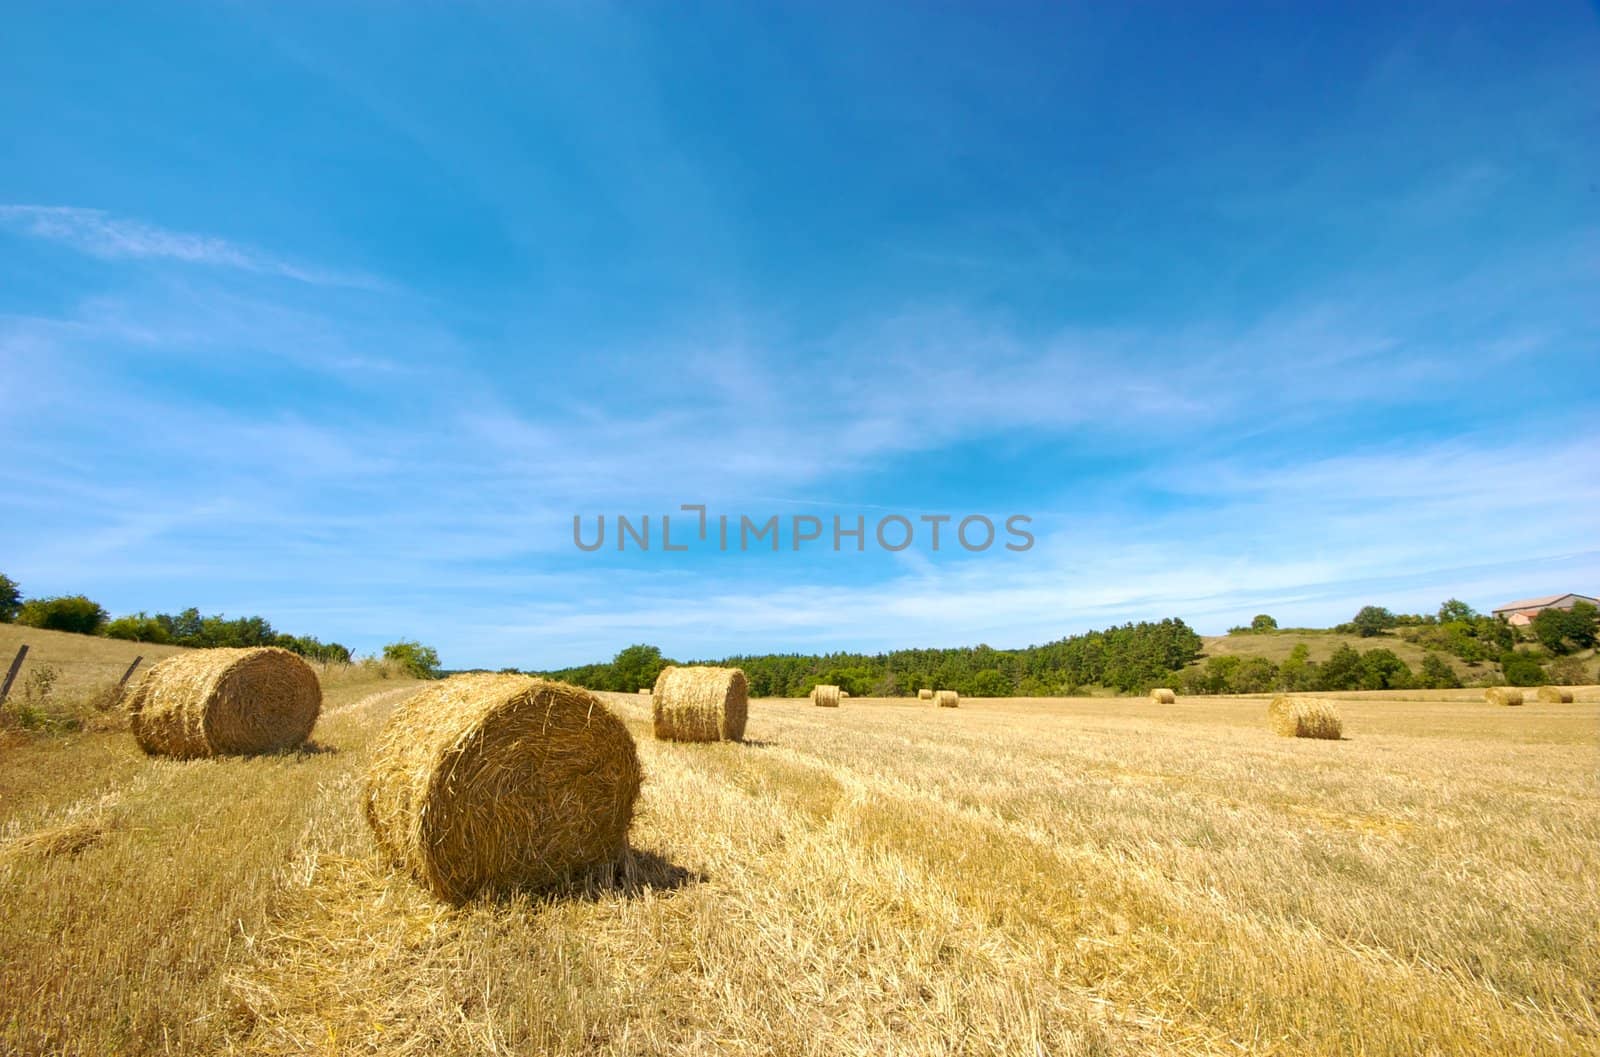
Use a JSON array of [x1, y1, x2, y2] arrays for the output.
[[0, 644, 29, 704], [118, 656, 145, 689]]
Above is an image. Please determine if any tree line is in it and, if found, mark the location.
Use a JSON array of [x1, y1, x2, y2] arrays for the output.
[[541, 619, 1204, 697], [0, 572, 353, 664]]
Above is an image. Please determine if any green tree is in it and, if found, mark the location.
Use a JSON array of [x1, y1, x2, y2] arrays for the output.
[[1279, 643, 1317, 691], [1350, 606, 1397, 638], [968, 668, 1011, 696], [1229, 656, 1279, 693], [1419, 653, 1461, 689], [0, 573, 20, 623], [610, 644, 669, 693], [383, 640, 442, 679], [104, 612, 173, 643], [1437, 598, 1476, 624], [1358, 648, 1414, 690], [17, 595, 109, 635], [1317, 645, 1365, 690], [1250, 614, 1278, 632], [1531, 602, 1598, 655]]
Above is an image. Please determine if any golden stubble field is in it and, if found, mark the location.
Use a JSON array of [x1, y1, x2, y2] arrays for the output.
[[2, 666, 1597, 1056]]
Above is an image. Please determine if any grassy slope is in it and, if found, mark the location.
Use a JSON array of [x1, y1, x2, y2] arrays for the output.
[[0, 623, 193, 701], [1198, 629, 1486, 678], [3, 683, 1596, 1056]]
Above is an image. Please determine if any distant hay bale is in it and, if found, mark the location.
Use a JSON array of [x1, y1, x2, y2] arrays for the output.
[[1267, 695, 1343, 739], [638, 688, 651, 694], [652, 666, 748, 741], [935, 690, 959, 708], [840, 690, 851, 699], [811, 684, 841, 708], [918, 688, 934, 700], [1486, 687, 1524, 706], [1150, 688, 1177, 704], [1535, 686, 1574, 703], [127, 647, 320, 758], [364, 674, 640, 903]]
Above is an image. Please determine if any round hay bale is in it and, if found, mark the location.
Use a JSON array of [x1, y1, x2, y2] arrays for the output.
[[811, 684, 841, 708], [935, 689, 959, 708], [1267, 695, 1343, 739], [364, 674, 640, 903], [652, 665, 747, 741], [1150, 688, 1177, 704], [127, 646, 321, 758], [1485, 687, 1524, 706], [638, 688, 652, 695], [1535, 686, 1573, 704], [917, 688, 934, 701], [840, 690, 851, 699]]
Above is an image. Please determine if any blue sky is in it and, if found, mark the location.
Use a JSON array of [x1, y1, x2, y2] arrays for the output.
[[2, 2, 1597, 669]]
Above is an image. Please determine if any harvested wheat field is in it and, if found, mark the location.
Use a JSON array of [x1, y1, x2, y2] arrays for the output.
[[2, 680, 1597, 1056]]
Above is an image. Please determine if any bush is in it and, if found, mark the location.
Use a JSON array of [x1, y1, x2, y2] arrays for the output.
[[17, 595, 109, 635], [1419, 653, 1462, 689], [1547, 656, 1590, 686], [383, 641, 442, 679], [104, 612, 173, 643], [1499, 651, 1545, 687]]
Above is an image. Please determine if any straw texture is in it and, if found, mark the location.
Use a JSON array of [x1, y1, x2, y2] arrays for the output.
[[935, 690, 959, 708], [1535, 686, 1573, 703], [1267, 695, 1343, 739], [1485, 687, 1524, 706], [1150, 688, 1177, 704], [917, 688, 934, 701], [364, 674, 640, 903], [651, 666, 748, 742], [127, 646, 321, 758]]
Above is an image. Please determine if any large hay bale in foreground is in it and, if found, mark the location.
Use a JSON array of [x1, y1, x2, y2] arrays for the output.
[[935, 690, 959, 708], [128, 647, 320, 758], [652, 666, 748, 741], [1267, 695, 1343, 739], [1486, 687, 1524, 706], [364, 674, 640, 903], [1150, 688, 1177, 704], [917, 688, 934, 701], [1536, 686, 1573, 703], [811, 684, 841, 708]]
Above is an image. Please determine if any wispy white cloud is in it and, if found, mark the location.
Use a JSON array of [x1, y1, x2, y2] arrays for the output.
[[0, 205, 385, 290]]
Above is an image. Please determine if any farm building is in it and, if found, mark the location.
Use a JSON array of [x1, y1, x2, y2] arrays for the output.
[[1492, 592, 1599, 628]]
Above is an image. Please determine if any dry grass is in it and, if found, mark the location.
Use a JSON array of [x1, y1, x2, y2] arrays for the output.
[[651, 665, 748, 742], [1486, 687, 1525, 707], [0, 623, 191, 700], [364, 674, 641, 903], [1200, 629, 1467, 675], [128, 647, 321, 757], [1, 682, 1597, 1055]]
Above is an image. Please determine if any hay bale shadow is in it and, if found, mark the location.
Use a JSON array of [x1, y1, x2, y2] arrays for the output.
[[533, 845, 706, 904], [285, 740, 339, 758]]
